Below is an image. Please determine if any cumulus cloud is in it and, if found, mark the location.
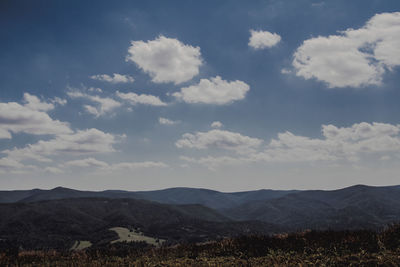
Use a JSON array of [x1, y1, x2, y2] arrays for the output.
[[0, 93, 130, 173], [253, 122, 400, 163], [90, 73, 134, 84], [176, 129, 263, 154], [116, 91, 167, 106], [23, 93, 54, 111], [173, 76, 250, 105], [3, 128, 119, 164], [211, 121, 223, 128], [126, 36, 202, 84], [0, 98, 72, 139], [292, 12, 400, 88], [159, 117, 180, 125], [67, 90, 122, 117], [321, 122, 400, 141], [248, 30, 281, 49], [0, 125, 126, 173], [180, 122, 400, 168]]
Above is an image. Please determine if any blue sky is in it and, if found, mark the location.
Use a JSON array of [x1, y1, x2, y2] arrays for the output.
[[1, 0, 400, 191]]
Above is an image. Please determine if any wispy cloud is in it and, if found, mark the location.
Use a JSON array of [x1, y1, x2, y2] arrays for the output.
[[67, 90, 122, 117], [117, 91, 167, 106], [90, 73, 134, 84], [159, 117, 180, 125]]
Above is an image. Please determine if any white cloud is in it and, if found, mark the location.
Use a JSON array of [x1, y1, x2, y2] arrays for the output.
[[321, 122, 400, 141], [83, 105, 101, 116], [0, 93, 131, 174], [254, 122, 400, 163], [116, 91, 167, 106], [173, 76, 250, 105], [249, 30, 281, 49], [0, 122, 125, 173], [67, 90, 122, 117], [211, 121, 223, 128], [88, 87, 103, 93], [292, 12, 400, 88], [51, 97, 67, 106], [3, 128, 119, 163], [126, 35, 202, 84], [64, 157, 109, 168], [0, 99, 72, 139], [0, 157, 25, 171], [176, 129, 263, 154], [180, 122, 400, 168], [23, 93, 54, 111], [254, 131, 339, 163], [0, 128, 11, 139], [63, 157, 168, 171], [159, 117, 180, 125], [90, 73, 134, 84], [0, 157, 37, 174]]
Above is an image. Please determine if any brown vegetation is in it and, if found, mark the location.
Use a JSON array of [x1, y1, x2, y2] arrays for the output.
[[2, 224, 400, 266]]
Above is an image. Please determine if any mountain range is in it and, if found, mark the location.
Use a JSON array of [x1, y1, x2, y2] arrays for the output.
[[1, 184, 400, 250]]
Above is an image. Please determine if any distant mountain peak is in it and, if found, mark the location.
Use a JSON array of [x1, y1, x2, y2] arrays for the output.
[[51, 186, 76, 192]]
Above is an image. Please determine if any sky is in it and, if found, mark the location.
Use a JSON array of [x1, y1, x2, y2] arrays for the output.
[[1, 0, 400, 191]]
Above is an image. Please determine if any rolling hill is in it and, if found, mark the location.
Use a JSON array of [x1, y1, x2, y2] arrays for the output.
[[221, 185, 400, 230], [1, 184, 400, 250], [0, 197, 281, 250]]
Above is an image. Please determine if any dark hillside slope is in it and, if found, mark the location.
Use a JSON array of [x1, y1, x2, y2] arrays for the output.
[[0, 189, 44, 203], [223, 185, 400, 230], [2, 185, 400, 234], [0, 198, 282, 250]]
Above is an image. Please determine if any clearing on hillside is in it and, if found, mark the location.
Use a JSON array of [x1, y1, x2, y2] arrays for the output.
[[109, 227, 165, 247]]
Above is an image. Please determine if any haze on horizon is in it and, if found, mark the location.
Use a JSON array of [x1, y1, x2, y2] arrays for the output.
[[1, 0, 400, 192]]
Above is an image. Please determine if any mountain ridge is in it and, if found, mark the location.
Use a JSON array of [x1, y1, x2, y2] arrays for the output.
[[1, 184, 400, 250]]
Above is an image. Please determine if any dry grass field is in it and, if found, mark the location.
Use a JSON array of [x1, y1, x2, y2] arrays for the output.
[[2, 224, 400, 266]]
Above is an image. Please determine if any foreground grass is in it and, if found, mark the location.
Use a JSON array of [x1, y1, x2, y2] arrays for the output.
[[2, 225, 400, 266], [2, 249, 400, 266]]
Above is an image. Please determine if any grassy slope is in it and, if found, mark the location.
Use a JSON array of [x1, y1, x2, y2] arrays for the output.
[[109, 227, 164, 246]]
